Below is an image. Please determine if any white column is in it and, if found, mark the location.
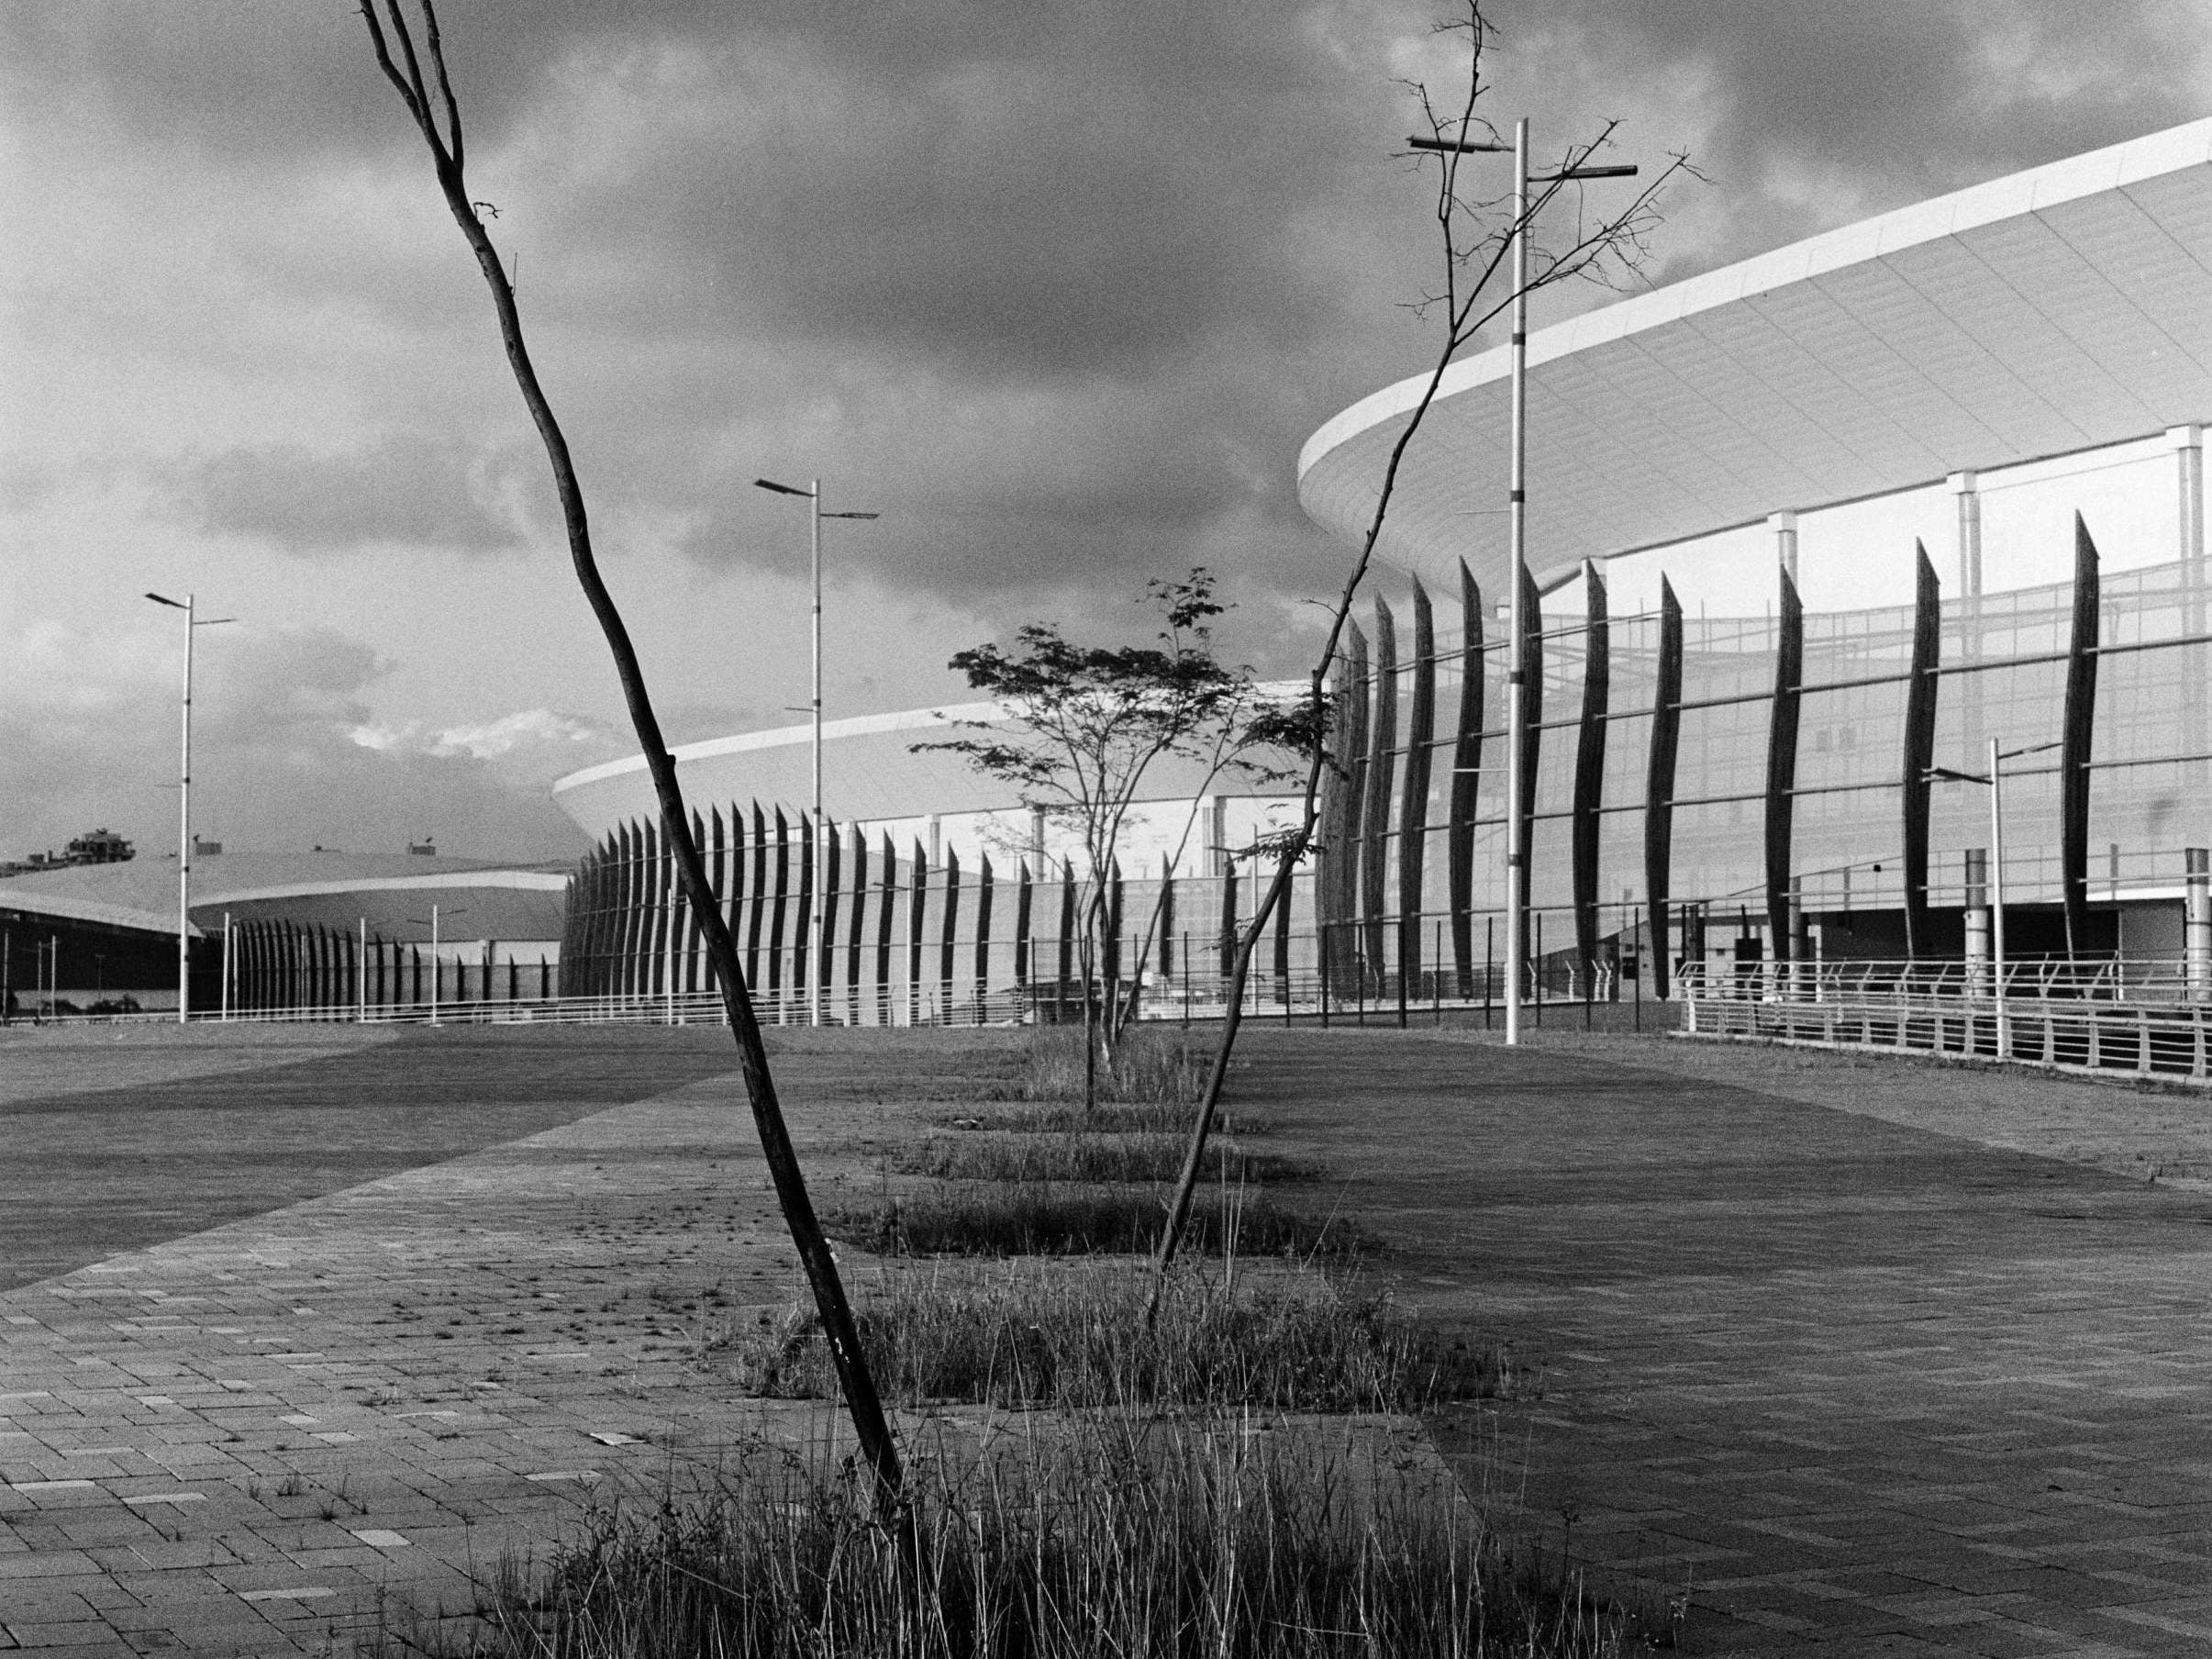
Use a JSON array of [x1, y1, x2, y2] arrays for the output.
[[1952, 470, 1984, 770], [2172, 425, 2204, 564], [1963, 847, 1990, 997], [1949, 471, 1982, 597], [1769, 509, 1799, 585], [2174, 428, 2205, 778]]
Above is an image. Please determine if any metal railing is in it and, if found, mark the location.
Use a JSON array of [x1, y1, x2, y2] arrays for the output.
[[1681, 956, 2212, 1083], [16, 954, 1665, 1031]]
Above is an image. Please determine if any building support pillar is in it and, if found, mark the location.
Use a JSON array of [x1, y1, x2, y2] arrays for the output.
[[1770, 509, 1799, 585], [1398, 580, 1437, 999], [2175, 427, 2205, 785], [1572, 561, 1610, 973], [1644, 577, 1683, 999], [1517, 562, 1545, 975], [1952, 472, 1984, 770], [1448, 562, 1485, 998], [2060, 515, 2103, 960], [1360, 596, 1398, 996], [1326, 623, 1370, 999], [1902, 544, 1943, 959], [1764, 567, 1805, 971]]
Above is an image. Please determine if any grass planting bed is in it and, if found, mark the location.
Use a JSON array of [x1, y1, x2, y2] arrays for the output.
[[828, 1182, 1374, 1260], [477, 1413, 1626, 1659], [717, 1264, 1526, 1412]]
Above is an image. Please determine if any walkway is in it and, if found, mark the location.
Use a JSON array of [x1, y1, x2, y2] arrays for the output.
[[1237, 1029, 2212, 1656], [3, 1022, 2208, 1653]]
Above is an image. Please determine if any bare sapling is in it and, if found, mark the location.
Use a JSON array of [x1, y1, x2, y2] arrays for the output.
[[357, 0, 901, 1501], [1147, 0, 1693, 1321]]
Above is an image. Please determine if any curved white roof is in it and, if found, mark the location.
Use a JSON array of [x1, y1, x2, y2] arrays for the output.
[[1299, 117, 2212, 591]]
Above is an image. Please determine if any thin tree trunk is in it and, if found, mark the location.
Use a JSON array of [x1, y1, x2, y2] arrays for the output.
[[360, 1, 900, 1500]]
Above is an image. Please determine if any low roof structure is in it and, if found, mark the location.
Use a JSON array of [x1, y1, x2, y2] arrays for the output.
[[0, 852, 571, 945]]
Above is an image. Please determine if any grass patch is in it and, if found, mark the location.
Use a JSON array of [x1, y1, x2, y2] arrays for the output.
[[718, 1265, 1523, 1411], [828, 1184, 1373, 1260], [1016, 1022, 1209, 1105], [474, 1420, 1624, 1658], [890, 1132, 1312, 1186], [930, 1098, 1272, 1136]]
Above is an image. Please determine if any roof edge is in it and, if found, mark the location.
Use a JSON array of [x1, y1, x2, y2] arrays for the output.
[[1297, 116, 2212, 484]]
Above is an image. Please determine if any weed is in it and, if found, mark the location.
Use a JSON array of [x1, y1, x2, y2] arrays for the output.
[[1015, 1023, 1210, 1105], [933, 1098, 1265, 1135], [471, 1420, 1627, 1658], [892, 1132, 1311, 1185], [719, 1264, 1506, 1412], [828, 1184, 1373, 1260]]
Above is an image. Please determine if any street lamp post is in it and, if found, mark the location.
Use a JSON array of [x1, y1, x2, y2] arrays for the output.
[[405, 905, 466, 1027], [756, 477, 878, 1027], [1932, 736, 2059, 1060], [145, 593, 234, 1023], [1408, 123, 1637, 1044]]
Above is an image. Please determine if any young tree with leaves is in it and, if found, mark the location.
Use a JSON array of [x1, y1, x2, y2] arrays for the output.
[[1146, 0, 1695, 1319], [920, 570, 1289, 1108], [355, 1, 904, 1502]]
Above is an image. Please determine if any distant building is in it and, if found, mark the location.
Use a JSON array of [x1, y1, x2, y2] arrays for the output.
[[0, 828, 136, 880]]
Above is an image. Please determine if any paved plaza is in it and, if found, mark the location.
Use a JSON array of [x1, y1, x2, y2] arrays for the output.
[[0, 1021, 2206, 1654]]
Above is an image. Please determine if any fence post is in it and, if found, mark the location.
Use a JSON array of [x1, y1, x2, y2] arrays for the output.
[[1633, 904, 1643, 1033], [1484, 916, 1494, 1031], [2187, 847, 2210, 1002]]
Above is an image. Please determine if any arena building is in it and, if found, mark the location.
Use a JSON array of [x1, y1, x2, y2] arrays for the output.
[[554, 117, 2212, 1019], [0, 851, 570, 1016]]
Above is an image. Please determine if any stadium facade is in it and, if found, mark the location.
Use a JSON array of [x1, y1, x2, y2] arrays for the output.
[[553, 117, 2212, 1018], [0, 852, 570, 1017]]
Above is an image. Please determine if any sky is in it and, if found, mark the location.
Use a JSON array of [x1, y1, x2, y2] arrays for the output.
[[5, 0, 2208, 863]]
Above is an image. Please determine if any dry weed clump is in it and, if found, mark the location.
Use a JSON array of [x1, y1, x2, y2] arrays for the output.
[[827, 1184, 1373, 1261], [719, 1266, 1520, 1412], [891, 1131, 1310, 1186], [477, 1419, 1624, 1658]]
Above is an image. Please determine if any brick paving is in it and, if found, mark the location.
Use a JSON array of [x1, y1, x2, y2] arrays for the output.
[[1232, 1029, 2212, 1657], [2, 1022, 2208, 1654]]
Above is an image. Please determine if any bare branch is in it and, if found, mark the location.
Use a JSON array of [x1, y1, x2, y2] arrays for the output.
[[356, 0, 903, 1507], [1147, 0, 1695, 1319]]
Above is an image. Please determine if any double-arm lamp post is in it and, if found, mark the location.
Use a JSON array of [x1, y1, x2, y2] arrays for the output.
[[1931, 736, 2061, 1052], [1408, 121, 1636, 1045], [755, 478, 879, 1027], [145, 593, 234, 1024]]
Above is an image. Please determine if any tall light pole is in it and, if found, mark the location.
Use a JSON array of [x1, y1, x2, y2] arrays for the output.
[[405, 904, 467, 1027], [1411, 122, 1636, 1044], [145, 593, 234, 1023], [756, 477, 879, 1026], [1933, 736, 2058, 1059]]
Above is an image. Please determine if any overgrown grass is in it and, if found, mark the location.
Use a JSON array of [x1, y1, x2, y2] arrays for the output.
[[1016, 1023, 1210, 1105], [473, 1420, 1625, 1658], [931, 1098, 1271, 1136], [718, 1265, 1523, 1411], [827, 1184, 1373, 1261], [891, 1132, 1311, 1186]]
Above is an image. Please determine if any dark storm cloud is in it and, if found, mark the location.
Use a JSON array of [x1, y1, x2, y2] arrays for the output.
[[7, 0, 1424, 610], [163, 435, 529, 555], [14, 0, 2205, 622], [1525, 0, 2210, 272]]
